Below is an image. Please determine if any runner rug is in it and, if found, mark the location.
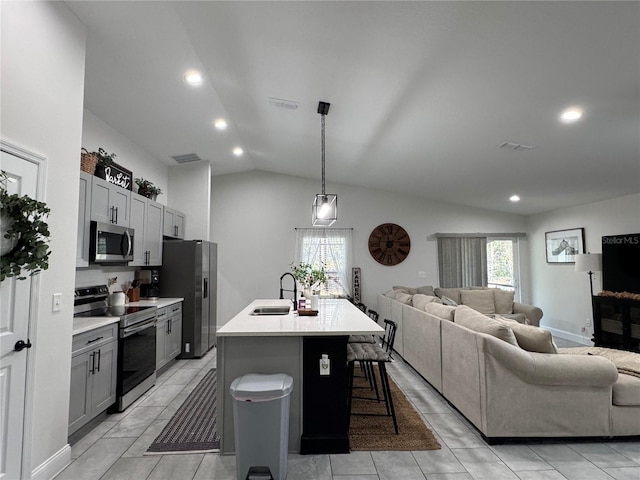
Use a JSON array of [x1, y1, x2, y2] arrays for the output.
[[349, 366, 441, 451], [146, 368, 220, 453]]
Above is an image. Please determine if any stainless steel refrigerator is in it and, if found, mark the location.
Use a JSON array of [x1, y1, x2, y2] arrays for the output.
[[160, 240, 217, 358]]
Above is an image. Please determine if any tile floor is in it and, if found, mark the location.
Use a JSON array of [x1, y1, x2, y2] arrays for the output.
[[56, 342, 640, 480]]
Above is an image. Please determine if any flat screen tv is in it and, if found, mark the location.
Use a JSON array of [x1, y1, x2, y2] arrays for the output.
[[601, 233, 640, 294]]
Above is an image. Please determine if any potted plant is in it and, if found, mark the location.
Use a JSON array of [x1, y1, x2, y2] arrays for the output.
[[0, 171, 51, 281], [135, 178, 162, 200], [291, 262, 327, 297], [94, 147, 116, 179]]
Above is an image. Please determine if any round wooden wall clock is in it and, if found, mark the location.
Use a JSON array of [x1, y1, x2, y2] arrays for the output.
[[368, 223, 411, 266]]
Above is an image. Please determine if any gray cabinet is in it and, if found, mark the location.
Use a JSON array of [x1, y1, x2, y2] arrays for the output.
[[69, 324, 118, 435], [90, 176, 130, 227], [76, 172, 92, 267], [163, 207, 185, 239], [156, 303, 183, 371], [130, 193, 164, 266]]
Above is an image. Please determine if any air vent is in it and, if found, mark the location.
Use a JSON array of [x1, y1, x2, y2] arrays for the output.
[[268, 97, 298, 110], [499, 142, 535, 151], [171, 153, 203, 164]]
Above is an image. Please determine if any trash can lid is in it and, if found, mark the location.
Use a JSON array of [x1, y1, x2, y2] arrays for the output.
[[230, 373, 294, 402]]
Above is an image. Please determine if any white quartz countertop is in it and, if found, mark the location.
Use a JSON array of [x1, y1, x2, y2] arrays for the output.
[[217, 299, 384, 337], [72, 297, 184, 335]]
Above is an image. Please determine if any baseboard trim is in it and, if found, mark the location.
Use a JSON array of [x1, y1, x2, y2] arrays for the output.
[[31, 443, 71, 480], [544, 326, 593, 346]]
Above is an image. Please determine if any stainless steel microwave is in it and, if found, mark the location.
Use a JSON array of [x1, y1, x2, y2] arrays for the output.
[[89, 221, 134, 263]]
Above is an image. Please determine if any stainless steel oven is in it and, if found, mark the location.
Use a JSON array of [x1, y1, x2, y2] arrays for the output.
[[74, 285, 157, 412], [89, 221, 134, 264]]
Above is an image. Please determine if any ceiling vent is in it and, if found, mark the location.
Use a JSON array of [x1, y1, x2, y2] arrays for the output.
[[268, 97, 298, 110], [171, 153, 203, 164], [499, 142, 535, 151]]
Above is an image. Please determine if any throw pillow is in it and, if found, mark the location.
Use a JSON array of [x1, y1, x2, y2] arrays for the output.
[[492, 288, 515, 314], [495, 316, 558, 354], [460, 289, 496, 315], [434, 287, 463, 304], [393, 285, 418, 294], [440, 295, 458, 306], [497, 312, 529, 325], [454, 306, 519, 346], [416, 285, 436, 296], [412, 293, 442, 310], [423, 302, 456, 321], [394, 292, 413, 304]]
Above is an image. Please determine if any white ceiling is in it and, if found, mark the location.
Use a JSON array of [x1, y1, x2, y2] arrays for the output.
[[67, 1, 640, 215]]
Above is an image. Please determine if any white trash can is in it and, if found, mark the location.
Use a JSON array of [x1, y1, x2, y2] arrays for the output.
[[230, 373, 294, 480]]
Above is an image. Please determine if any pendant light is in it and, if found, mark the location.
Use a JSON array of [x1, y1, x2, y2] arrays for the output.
[[312, 101, 338, 226]]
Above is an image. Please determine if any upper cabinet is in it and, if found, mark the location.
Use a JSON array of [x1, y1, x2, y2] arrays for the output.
[[129, 192, 164, 267], [163, 207, 185, 239], [90, 176, 130, 227], [76, 172, 92, 267]]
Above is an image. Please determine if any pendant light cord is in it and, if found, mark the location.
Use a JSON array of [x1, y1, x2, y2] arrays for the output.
[[321, 113, 326, 196]]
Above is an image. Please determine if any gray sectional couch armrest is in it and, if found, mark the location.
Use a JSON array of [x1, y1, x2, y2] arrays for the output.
[[483, 334, 618, 387], [513, 302, 543, 327]]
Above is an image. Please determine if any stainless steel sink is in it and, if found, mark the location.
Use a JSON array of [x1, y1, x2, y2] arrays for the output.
[[250, 306, 291, 315]]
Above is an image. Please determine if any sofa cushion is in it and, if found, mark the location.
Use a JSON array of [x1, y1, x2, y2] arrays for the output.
[[394, 291, 413, 304], [416, 285, 436, 296], [460, 289, 496, 315], [494, 312, 528, 324], [492, 288, 515, 314], [384, 289, 396, 298], [612, 374, 640, 406], [393, 285, 417, 294], [412, 293, 442, 310], [424, 302, 456, 321], [495, 316, 557, 354], [434, 287, 463, 304], [454, 306, 519, 346]]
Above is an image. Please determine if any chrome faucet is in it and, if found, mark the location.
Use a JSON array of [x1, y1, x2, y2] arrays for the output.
[[279, 272, 298, 311]]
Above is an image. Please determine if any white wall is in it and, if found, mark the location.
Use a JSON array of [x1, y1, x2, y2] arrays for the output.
[[82, 109, 169, 197], [527, 193, 640, 343], [168, 162, 211, 241], [211, 170, 528, 325], [1, 1, 86, 476]]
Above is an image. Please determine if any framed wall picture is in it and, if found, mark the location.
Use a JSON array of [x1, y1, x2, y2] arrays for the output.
[[545, 228, 585, 263]]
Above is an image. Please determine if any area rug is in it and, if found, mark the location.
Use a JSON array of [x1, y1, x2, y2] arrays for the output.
[[146, 368, 220, 453], [349, 366, 441, 451]]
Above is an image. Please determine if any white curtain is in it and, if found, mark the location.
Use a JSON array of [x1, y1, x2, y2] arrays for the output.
[[437, 237, 487, 288], [295, 228, 353, 297]]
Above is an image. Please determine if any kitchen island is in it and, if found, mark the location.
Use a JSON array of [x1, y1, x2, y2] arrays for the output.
[[217, 298, 384, 454]]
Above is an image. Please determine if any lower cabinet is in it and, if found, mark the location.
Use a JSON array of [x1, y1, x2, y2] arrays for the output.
[[69, 324, 118, 436], [156, 303, 183, 371]]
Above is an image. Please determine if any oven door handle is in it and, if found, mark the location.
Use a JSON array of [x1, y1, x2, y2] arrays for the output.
[[122, 319, 156, 337]]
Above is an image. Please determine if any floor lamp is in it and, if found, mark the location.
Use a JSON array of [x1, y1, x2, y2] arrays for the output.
[[575, 252, 602, 296]]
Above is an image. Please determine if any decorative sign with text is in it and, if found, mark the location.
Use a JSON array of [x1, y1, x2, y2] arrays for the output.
[[103, 162, 132, 190], [352, 267, 361, 303]]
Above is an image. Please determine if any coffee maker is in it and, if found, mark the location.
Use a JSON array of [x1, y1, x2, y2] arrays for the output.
[[136, 269, 160, 299]]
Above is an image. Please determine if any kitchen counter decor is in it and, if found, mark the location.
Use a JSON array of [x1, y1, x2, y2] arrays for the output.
[[1, 170, 51, 281]]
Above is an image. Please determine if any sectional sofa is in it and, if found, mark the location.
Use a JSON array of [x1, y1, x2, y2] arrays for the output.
[[378, 289, 640, 441]]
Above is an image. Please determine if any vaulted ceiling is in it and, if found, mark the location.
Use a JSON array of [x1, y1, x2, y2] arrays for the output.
[[68, 1, 640, 215]]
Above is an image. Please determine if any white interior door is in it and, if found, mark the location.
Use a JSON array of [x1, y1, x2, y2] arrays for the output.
[[0, 147, 41, 480]]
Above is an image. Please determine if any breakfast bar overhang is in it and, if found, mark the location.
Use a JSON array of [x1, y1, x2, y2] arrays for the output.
[[217, 299, 384, 454]]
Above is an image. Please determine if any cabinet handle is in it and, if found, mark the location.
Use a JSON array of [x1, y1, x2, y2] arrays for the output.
[[110, 206, 114, 223], [168, 319, 172, 334], [87, 336, 104, 345], [90, 352, 96, 374], [115, 207, 118, 224], [96, 349, 101, 373]]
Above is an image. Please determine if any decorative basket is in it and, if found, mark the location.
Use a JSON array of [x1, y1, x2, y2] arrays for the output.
[[80, 148, 98, 175]]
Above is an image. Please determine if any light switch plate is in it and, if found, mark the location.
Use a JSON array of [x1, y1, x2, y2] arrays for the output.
[[52, 293, 63, 312]]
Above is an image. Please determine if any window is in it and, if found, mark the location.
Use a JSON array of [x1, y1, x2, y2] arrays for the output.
[[295, 228, 353, 298], [487, 237, 520, 298]]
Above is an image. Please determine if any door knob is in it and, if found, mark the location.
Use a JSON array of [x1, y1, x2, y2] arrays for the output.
[[14, 339, 32, 352]]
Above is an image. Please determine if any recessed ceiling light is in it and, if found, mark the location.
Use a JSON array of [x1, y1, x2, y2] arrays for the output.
[[232, 147, 244, 157], [560, 107, 583, 123], [509, 195, 521, 202], [213, 118, 227, 130], [183, 70, 203, 86]]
